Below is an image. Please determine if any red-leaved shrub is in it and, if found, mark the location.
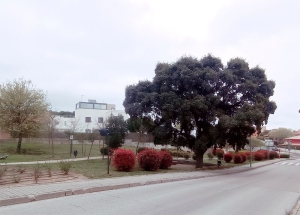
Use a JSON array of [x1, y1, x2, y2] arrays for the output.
[[159, 151, 173, 169], [233, 154, 242, 164], [254, 152, 264, 161], [240, 153, 247, 163], [223, 153, 233, 163], [138, 149, 161, 171], [269, 151, 279, 159], [112, 148, 136, 172], [257, 150, 268, 159]]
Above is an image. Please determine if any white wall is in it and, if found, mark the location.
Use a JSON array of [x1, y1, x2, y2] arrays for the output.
[[75, 109, 129, 132]]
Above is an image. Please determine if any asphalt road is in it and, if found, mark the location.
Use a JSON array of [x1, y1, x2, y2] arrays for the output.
[[2, 161, 300, 215]]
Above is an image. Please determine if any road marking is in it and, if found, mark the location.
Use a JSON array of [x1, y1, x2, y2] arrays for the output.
[[287, 163, 294, 165], [278, 162, 287, 165], [295, 163, 300, 166]]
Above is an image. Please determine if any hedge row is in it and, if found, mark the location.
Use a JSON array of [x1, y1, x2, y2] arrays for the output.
[[111, 148, 173, 172]]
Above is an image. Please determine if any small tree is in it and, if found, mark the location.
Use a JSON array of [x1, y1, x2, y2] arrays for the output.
[[106, 114, 127, 149], [43, 110, 59, 157], [247, 137, 265, 150], [0, 79, 49, 153], [127, 117, 153, 154]]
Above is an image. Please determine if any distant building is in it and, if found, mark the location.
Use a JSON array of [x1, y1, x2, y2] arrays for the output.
[[56, 99, 129, 133], [284, 135, 300, 146]]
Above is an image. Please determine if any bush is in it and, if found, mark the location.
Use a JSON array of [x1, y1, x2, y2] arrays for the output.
[[167, 149, 191, 158], [257, 150, 268, 159], [100, 147, 113, 155], [192, 154, 196, 160], [159, 151, 173, 169], [138, 149, 161, 171], [269, 151, 278, 160], [216, 149, 224, 160], [280, 153, 290, 158], [223, 153, 233, 163], [240, 154, 247, 163], [137, 147, 147, 153], [233, 154, 242, 164], [184, 153, 190, 160], [59, 161, 72, 174], [112, 148, 136, 172], [207, 152, 214, 160], [254, 152, 264, 161], [100, 147, 108, 155]]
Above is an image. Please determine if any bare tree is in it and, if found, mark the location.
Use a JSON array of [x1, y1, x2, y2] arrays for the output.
[[43, 110, 59, 157], [0, 79, 49, 153], [268, 128, 293, 144]]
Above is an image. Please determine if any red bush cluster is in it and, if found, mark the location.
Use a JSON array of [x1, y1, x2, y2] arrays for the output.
[[233, 154, 242, 164], [254, 152, 264, 161], [159, 151, 173, 169], [111, 148, 136, 172], [240, 153, 247, 163], [257, 150, 268, 159], [138, 149, 161, 171], [269, 151, 279, 159], [223, 153, 233, 163], [212, 148, 224, 156]]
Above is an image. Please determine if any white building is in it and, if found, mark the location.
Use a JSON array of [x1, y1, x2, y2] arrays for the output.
[[56, 99, 129, 133]]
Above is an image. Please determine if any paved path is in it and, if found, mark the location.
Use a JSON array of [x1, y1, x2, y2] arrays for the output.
[[0, 156, 103, 165]]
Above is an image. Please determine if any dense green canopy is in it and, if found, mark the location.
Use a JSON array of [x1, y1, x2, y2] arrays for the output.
[[123, 55, 276, 168]]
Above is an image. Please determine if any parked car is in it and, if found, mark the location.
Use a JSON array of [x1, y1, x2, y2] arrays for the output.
[[272, 147, 278, 151]]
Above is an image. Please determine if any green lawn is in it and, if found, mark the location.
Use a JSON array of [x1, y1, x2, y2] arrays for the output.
[[0, 141, 104, 163]]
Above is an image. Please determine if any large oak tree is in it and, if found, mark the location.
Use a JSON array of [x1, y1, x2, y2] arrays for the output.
[[0, 79, 49, 153], [123, 55, 276, 168]]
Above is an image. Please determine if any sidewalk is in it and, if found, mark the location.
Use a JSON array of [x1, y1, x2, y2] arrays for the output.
[[0, 159, 281, 207]]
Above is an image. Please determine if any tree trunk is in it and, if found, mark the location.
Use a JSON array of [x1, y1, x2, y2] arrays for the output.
[[51, 137, 54, 158], [16, 135, 22, 154], [195, 153, 204, 169], [88, 141, 94, 160]]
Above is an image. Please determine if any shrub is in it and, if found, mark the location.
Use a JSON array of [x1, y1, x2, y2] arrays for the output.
[[0, 167, 5, 179], [33, 164, 42, 183], [184, 153, 190, 160], [112, 148, 136, 172], [137, 147, 147, 153], [207, 152, 214, 160], [280, 153, 290, 158], [59, 161, 72, 174], [100, 147, 113, 155], [192, 154, 196, 160], [216, 149, 224, 160], [254, 152, 264, 161], [166, 149, 191, 158], [223, 153, 233, 163], [269, 151, 278, 160], [233, 154, 242, 164], [138, 149, 161, 171], [240, 154, 247, 163], [100, 147, 108, 155], [257, 150, 268, 159], [159, 151, 173, 169], [45, 163, 53, 177]]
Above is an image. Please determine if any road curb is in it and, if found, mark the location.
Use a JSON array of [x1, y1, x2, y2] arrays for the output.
[[0, 159, 280, 207]]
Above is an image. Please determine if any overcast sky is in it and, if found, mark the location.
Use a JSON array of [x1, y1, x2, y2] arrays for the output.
[[0, 0, 299, 130]]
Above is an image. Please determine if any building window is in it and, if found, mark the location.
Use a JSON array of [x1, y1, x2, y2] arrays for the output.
[[85, 117, 91, 123], [85, 129, 91, 133], [98, 117, 103, 123], [94, 104, 107, 110], [80, 103, 93, 109]]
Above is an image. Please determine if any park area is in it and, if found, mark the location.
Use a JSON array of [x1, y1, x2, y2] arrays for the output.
[[0, 141, 285, 187]]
